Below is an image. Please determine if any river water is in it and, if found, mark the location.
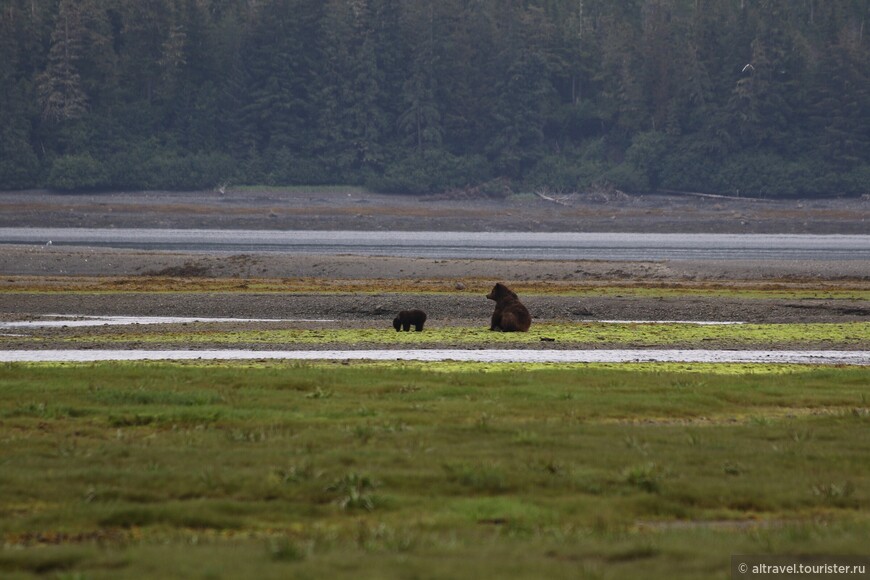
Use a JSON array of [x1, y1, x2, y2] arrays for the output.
[[1, 349, 867, 364], [2, 229, 869, 261]]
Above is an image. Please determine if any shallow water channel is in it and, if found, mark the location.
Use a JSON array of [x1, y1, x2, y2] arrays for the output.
[[3, 229, 870, 261], [0, 315, 336, 329], [0, 315, 741, 330], [1, 349, 867, 364]]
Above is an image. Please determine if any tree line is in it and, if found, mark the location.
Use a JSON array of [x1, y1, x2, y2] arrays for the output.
[[1, 0, 867, 197]]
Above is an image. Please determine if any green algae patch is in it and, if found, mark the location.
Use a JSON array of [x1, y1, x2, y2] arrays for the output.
[[217, 359, 852, 376], [324, 360, 850, 375], [3, 275, 869, 300], [82, 321, 870, 348], [7, 359, 840, 376], [538, 321, 870, 347]]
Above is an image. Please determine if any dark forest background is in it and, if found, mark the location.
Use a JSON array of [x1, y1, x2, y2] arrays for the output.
[[1, 0, 868, 196]]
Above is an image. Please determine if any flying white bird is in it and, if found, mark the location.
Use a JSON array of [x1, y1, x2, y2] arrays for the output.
[[742, 63, 755, 73]]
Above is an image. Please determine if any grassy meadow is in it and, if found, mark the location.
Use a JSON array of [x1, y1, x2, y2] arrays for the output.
[[1, 361, 869, 578]]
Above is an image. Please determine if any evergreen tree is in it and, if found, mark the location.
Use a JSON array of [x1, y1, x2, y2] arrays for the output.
[[438, 0, 499, 155], [38, 0, 89, 122], [489, 4, 557, 177], [0, 2, 40, 187], [318, 0, 388, 178], [397, 0, 443, 154], [237, 0, 321, 155], [808, 39, 870, 166]]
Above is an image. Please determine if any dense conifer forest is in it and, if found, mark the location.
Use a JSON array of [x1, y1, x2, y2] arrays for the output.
[[1, 0, 867, 196]]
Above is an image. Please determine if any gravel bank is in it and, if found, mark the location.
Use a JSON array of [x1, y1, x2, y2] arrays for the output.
[[1, 244, 868, 282], [2, 290, 868, 326]]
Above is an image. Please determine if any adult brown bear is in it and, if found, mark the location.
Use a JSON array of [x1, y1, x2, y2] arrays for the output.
[[393, 309, 427, 331], [486, 283, 531, 332]]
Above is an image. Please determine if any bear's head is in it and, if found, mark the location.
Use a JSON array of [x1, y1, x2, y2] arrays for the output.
[[486, 282, 517, 302], [392, 317, 402, 331]]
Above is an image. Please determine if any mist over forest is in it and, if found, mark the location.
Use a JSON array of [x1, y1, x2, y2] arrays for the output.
[[1, 0, 867, 197]]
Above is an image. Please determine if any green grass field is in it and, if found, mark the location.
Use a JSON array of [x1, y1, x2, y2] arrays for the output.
[[1, 362, 868, 578]]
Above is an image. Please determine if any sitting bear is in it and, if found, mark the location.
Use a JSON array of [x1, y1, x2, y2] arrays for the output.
[[486, 282, 531, 332], [393, 309, 427, 332]]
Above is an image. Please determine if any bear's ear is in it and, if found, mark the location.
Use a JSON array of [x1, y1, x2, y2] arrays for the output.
[[495, 283, 516, 299]]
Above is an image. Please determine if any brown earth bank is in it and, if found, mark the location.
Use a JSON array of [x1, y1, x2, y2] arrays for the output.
[[2, 290, 869, 325], [1, 188, 869, 233]]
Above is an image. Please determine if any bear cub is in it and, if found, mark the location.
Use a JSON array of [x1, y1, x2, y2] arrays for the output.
[[393, 309, 427, 332], [486, 282, 531, 332]]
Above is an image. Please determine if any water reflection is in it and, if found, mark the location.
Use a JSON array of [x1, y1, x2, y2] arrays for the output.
[[0, 315, 336, 328]]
